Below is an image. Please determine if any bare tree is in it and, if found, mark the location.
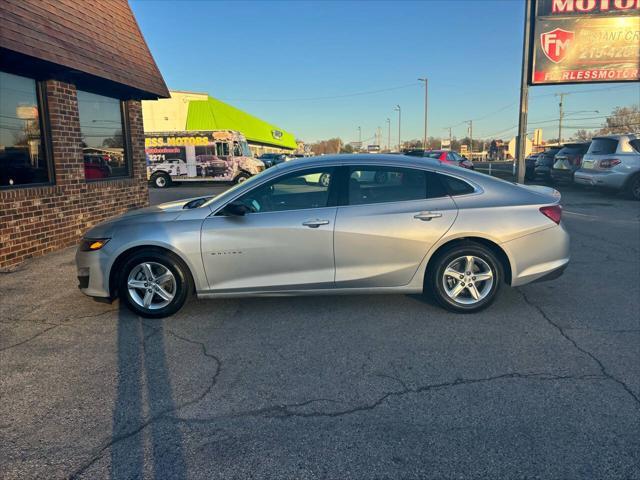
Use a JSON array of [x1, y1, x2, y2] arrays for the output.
[[598, 105, 640, 136]]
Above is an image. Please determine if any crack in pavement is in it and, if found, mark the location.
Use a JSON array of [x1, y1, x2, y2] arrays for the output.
[[0, 309, 119, 352], [172, 371, 606, 425], [0, 324, 60, 352], [66, 321, 222, 479], [517, 288, 640, 408]]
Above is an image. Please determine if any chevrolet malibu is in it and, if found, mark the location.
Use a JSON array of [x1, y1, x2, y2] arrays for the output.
[[76, 155, 569, 318]]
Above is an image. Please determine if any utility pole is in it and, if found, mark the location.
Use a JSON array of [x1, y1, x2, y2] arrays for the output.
[[515, 0, 533, 183], [394, 105, 401, 152], [443, 127, 452, 149], [418, 77, 428, 149], [357, 126, 362, 145], [465, 120, 473, 159], [556, 92, 567, 145], [386, 118, 391, 151]]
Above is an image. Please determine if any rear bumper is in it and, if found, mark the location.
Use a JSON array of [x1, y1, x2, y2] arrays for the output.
[[534, 165, 551, 178], [550, 169, 574, 183], [502, 223, 570, 287], [574, 169, 627, 190]]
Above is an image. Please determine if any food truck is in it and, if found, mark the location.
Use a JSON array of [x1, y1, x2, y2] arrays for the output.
[[145, 130, 265, 188]]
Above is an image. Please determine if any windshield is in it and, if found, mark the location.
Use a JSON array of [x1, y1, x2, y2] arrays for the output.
[[589, 138, 618, 155], [241, 141, 252, 157]]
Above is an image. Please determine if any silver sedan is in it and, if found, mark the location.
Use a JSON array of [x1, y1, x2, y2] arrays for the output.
[[76, 155, 569, 317]]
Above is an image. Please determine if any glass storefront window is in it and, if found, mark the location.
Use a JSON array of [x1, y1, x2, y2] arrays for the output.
[[0, 71, 50, 187], [77, 90, 129, 180]]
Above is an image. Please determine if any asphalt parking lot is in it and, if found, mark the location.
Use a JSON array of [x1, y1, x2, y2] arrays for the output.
[[1, 180, 639, 479]]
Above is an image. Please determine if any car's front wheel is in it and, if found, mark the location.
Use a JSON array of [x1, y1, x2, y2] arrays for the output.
[[119, 250, 191, 318], [426, 242, 502, 313]]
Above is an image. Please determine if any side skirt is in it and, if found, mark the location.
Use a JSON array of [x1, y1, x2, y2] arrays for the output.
[[197, 286, 423, 299]]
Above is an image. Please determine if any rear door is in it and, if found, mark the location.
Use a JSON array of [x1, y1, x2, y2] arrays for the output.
[[334, 165, 457, 288]]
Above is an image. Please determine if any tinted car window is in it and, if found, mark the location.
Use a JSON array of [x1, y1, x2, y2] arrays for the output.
[[589, 138, 618, 155], [236, 168, 333, 213], [438, 174, 475, 195], [348, 167, 426, 205], [424, 151, 442, 159], [629, 139, 640, 153]]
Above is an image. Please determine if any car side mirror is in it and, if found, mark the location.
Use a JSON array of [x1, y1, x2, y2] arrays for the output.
[[222, 201, 250, 216]]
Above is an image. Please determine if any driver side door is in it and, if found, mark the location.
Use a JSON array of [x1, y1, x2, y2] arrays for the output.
[[200, 167, 337, 292]]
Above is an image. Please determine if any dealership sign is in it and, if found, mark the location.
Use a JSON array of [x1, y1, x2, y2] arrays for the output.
[[530, 0, 640, 84]]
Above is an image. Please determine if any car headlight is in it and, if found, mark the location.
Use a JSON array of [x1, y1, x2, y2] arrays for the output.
[[79, 238, 110, 251]]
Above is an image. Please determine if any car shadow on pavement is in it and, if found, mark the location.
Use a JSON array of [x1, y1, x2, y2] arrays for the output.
[[110, 304, 186, 479]]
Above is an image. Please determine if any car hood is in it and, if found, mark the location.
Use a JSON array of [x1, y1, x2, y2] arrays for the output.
[[83, 196, 214, 238]]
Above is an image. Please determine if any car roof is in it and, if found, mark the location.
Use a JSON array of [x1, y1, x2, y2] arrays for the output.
[[592, 133, 637, 140]]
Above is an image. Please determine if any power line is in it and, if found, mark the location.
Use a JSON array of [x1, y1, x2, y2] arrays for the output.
[[223, 82, 419, 103]]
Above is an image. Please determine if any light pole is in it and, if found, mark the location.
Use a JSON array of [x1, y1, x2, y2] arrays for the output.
[[393, 105, 401, 152], [418, 77, 428, 149], [357, 126, 362, 150], [386, 118, 391, 151]]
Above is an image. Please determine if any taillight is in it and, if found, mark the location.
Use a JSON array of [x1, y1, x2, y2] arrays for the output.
[[540, 205, 562, 224], [599, 159, 621, 168]]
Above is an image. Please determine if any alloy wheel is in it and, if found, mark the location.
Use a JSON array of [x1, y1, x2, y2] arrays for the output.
[[127, 262, 176, 310], [442, 255, 494, 305]]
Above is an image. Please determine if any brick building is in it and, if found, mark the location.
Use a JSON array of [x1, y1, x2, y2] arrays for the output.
[[0, 0, 169, 269]]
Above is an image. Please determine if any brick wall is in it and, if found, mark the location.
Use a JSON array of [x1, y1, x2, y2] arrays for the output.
[[0, 79, 149, 270]]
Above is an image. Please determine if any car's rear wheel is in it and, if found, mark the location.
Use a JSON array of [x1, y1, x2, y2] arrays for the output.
[[626, 174, 640, 201], [426, 242, 502, 313], [119, 250, 191, 318], [151, 172, 171, 189]]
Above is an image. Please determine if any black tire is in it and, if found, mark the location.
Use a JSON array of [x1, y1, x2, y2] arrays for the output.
[[425, 242, 503, 313], [118, 250, 192, 318], [319, 172, 331, 187], [625, 174, 640, 201], [151, 172, 172, 189], [234, 171, 251, 184]]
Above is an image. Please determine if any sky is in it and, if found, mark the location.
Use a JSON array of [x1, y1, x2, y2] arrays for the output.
[[131, 0, 639, 145]]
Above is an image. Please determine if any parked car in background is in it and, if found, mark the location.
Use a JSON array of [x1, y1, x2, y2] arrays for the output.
[[534, 146, 562, 182], [259, 153, 289, 168], [550, 142, 590, 184], [83, 154, 112, 180], [525, 152, 541, 180], [574, 134, 640, 200], [77, 154, 569, 318], [408, 150, 474, 169]]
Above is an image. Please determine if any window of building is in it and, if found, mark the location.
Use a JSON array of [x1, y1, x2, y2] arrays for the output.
[[77, 90, 130, 180], [0, 71, 52, 188]]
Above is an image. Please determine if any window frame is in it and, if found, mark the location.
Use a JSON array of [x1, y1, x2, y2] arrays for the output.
[[225, 166, 338, 215], [77, 90, 133, 183], [0, 77, 55, 190]]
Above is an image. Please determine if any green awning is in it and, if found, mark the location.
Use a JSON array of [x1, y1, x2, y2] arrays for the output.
[[186, 96, 297, 150]]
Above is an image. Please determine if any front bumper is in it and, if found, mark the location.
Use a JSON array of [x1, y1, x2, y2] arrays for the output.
[[502, 223, 570, 287], [574, 169, 627, 190], [75, 247, 112, 298]]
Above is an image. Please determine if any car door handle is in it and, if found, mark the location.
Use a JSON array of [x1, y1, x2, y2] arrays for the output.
[[302, 219, 330, 228], [414, 211, 442, 221]]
